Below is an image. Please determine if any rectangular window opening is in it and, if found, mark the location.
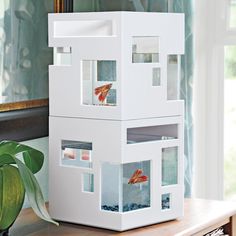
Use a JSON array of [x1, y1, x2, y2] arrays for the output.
[[101, 162, 120, 212], [82, 60, 117, 106], [152, 67, 161, 86], [161, 193, 171, 210], [61, 140, 92, 168], [162, 147, 178, 186], [127, 124, 178, 144], [167, 55, 180, 100], [54, 20, 114, 37], [132, 36, 159, 63], [83, 173, 94, 192], [123, 161, 150, 212]]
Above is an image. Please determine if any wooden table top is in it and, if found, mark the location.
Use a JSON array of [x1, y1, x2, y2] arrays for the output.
[[10, 198, 236, 236]]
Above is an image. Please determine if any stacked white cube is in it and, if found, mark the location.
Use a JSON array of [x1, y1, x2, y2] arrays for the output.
[[48, 12, 185, 231]]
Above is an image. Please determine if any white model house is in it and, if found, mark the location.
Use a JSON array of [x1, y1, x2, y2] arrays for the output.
[[48, 11, 184, 231]]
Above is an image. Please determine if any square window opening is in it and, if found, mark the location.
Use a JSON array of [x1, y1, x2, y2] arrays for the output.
[[132, 36, 159, 63], [101, 161, 151, 213], [54, 47, 72, 65], [82, 60, 117, 106]]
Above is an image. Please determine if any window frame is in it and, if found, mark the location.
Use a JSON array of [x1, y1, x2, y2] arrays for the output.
[[0, 1, 52, 142], [0, 99, 49, 141], [193, 0, 236, 200]]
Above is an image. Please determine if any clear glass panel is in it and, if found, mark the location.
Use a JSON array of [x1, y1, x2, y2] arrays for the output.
[[97, 61, 116, 81], [54, 47, 72, 65], [106, 89, 116, 104], [224, 46, 236, 200], [0, 1, 53, 103], [162, 147, 178, 186], [82, 60, 117, 106], [101, 161, 151, 213], [167, 55, 180, 100], [123, 161, 150, 212], [101, 162, 120, 212], [132, 37, 159, 63], [127, 124, 178, 144], [61, 140, 92, 168], [152, 68, 161, 86], [161, 193, 171, 210], [83, 173, 94, 192], [229, 0, 236, 29]]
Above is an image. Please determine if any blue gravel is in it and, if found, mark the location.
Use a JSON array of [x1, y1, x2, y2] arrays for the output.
[[101, 203, 150, 212], [123, 203, 150, 212], [101, 205, 119, 212], [102, 200, 170, 212], [162, 198, 170, 209]]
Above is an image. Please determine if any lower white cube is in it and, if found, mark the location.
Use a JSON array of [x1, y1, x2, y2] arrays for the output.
[[49, 115, 184, 231]]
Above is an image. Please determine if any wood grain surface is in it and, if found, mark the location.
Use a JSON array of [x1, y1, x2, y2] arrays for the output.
[[10, 198, 236, 236]]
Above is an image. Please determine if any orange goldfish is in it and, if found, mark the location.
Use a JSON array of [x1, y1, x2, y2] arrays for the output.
[[64, 148, 76, 159], [94, 83, 112, 103], [128, 169, 148, 184], [81, 150, 90, 161]]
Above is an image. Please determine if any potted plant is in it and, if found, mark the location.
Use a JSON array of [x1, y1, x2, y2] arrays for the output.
[[0, 140, 58, 236]]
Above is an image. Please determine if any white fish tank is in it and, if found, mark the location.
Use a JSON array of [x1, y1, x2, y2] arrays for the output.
[[49, 12, 185, 231]]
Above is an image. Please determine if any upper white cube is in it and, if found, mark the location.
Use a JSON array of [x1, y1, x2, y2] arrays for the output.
[[48, 12, 184, 120]]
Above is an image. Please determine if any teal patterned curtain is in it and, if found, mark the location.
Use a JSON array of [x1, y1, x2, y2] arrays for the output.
[[171, 0, 194, 197], [74, 0, 194, 197], [0, 0, 53, 103]]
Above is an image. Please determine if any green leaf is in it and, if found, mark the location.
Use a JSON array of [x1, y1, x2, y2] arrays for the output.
[[0, 141, 57, 226], [0, 166, 25, 230], [22, 150, 44, 174], [0, 154, 15, 167], [0, 168, 3, 223], [0, 141, 44, 174], [13, 157, 58, 226]]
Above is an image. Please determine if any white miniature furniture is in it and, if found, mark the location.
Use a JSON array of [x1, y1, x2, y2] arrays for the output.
[[48, 11, 185, 231]]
